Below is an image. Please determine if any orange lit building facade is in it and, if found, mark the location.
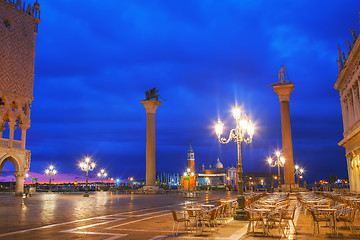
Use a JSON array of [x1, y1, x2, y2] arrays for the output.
[[181, 143, 196, 190]]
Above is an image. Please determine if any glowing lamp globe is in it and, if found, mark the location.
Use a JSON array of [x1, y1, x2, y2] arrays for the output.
[[232, 107, 241, 120], [215, 120, 224, 136], [247, 123, 255, 136], [240, 118, 248, 130]]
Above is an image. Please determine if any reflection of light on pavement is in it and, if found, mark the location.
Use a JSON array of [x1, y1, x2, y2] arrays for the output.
[[40, 194, 57, 222], [20, 199, 28, 222], [94, 193, 108, 208]]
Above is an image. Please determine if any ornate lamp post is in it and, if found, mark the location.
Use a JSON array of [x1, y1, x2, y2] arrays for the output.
[[215, 106, 255, 220], [294, 165, 304, 185], [97, 169, 107, 190], [79, 157, 95, 197], [268, 151, 285, 189], [45, 165, 57, 193]]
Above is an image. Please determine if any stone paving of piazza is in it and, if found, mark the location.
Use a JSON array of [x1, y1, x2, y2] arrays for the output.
[[0, 191, 359, 240]]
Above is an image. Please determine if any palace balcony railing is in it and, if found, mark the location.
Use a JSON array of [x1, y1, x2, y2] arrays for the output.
[[0, 139, 22, 149]]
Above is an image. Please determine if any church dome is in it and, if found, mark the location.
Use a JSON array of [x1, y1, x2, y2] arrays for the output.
[[214, 158, 223, 169]]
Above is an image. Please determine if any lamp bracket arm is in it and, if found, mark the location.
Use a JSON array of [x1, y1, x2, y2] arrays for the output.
[[218, 128, 236, 144]]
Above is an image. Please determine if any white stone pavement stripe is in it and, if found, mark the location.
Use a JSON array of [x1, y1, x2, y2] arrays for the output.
[[105, 213, 171, 229], [229, 222, 248, 240], [148, 235, 168, 240], [0, 203, 181, 238], [62, 219, 125, 232]]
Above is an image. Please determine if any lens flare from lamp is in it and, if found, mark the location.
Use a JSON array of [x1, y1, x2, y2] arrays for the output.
[[300, 169, 304, 174], [247, 122, 255, 136], [275, 151, 281, 158], [295, 165, 299, 170], [267, 157, 272, 165], [232, 107, 241, 120], [240, 118, 248, 130], [215, 120, 224, 136], [280, 157, 285, 164]]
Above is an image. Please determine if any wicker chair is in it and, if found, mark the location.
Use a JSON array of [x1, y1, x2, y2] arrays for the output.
[[267, 208, 284, 236], [336, 207, 357, 236], [245, 207, 266, 234], [309, 208, 332, 235], [203, 208, 218, 232], [171, 210, 189, 235], [281, 206, 297, 234]]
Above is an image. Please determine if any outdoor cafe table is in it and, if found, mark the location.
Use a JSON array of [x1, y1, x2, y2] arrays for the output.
[[251, 209, 272, 235]]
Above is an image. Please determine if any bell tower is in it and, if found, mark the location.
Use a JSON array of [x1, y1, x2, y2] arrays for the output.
[[0, 0, 41, 196], [187, 141, 195, 172]]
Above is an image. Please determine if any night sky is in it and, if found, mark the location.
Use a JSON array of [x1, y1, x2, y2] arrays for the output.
[[2, 0, 360, 183]]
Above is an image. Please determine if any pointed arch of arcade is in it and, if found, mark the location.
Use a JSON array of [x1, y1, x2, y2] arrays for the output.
[[0, 154, 20, 175], [0, 153, 27, 196]]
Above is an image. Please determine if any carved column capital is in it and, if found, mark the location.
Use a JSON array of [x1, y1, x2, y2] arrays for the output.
[[19, 123, 30, 130], [8, 120, 16, 129], [14, 171, 26, 178]]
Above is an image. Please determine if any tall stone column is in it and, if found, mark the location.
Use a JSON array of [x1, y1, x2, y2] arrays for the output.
[[8, 121, 16, 148], [346, 154, 354, 191], [140, 100, 162, 186], [352, 84, 360, 122], [341, 99, 349, 131], [0, 122, 5, 138], [20, 124, 30, 150], [14, 171, 26, 196], [273, 84, 296, 185]]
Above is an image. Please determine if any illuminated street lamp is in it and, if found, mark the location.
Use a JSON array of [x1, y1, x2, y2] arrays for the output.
[[128, 177, 134, 188], [97, 169, 108, 190], [294, 165, 304, 185], [226, 176, 230, 188], [79, 157, 95, 197], [268, 151, 285, 189], [215, 106, 255, 220], [45, 165, 57, 193]]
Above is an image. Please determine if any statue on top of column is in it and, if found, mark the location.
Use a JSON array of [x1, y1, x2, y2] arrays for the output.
[[278, 65, 286, 83], [144, 87, 166, 102], [351, 28, 357, 44], [346, 40, 352, 55], [337, 45, 344, 71], [267, 65, 293, 87]]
